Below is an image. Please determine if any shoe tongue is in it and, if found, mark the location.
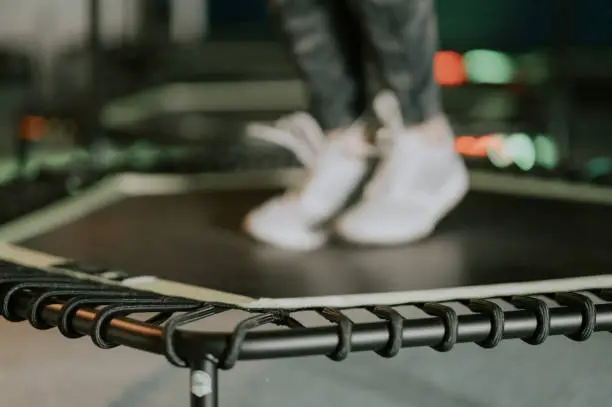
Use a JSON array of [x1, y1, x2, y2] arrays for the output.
[[389, 126, 455, 156], [377, 128, 426, 158], [330, 126, 372, 158]]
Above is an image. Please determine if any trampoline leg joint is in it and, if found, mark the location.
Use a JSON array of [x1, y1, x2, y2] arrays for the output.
[[189, 359, 219, 407]]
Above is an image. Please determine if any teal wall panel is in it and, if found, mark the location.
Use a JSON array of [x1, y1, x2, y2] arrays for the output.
[[207, 0, 609, 49]]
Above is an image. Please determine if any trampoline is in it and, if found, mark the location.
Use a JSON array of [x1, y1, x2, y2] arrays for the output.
[[7, 0, 612, 404], [2, 168, 612, 407]]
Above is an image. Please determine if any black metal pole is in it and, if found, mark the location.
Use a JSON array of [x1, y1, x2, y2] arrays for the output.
[[9, 286, 612, 364], [190, 359, 219, 407]]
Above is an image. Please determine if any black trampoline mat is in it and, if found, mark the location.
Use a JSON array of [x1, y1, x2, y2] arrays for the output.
[[16, 185, 612, 300]]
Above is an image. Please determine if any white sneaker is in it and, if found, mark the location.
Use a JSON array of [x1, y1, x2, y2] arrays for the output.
[[336, 95, 469, 245], [244, 117, 371, 250], [246, 112, 327, 170]]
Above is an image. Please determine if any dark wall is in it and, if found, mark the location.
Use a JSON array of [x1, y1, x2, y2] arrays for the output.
[[574, 0, 612, 45], [208, 0, 612, 49], [435, 0, 552, 50], [209, 0, 269, 24]]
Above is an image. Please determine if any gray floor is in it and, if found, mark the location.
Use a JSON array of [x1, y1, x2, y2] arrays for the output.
[[2, 318, 611, 407]]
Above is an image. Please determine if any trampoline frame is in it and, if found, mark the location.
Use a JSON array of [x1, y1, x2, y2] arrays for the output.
[[1, 243, 612, 407], [2, 170, 612, 407]]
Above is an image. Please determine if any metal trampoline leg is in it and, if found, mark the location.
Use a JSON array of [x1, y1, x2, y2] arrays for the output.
[[190, 359, 219, 407]]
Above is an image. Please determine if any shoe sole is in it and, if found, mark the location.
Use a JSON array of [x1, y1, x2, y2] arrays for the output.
[[242, 212, 328, 251], [337, 168, 470, 247]]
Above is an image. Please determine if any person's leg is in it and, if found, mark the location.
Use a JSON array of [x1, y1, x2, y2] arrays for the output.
[[270, 0, 368, 131], [351, 0, 441, 127], [336, 0, 469, 245], [246, 0, 368, 168], [245, 0, 372, 250]]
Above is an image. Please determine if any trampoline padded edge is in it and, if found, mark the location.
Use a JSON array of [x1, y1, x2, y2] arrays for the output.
[[5, 243, 612, 312], [0, 243, 255, 306], [0, 243, 65, 269]]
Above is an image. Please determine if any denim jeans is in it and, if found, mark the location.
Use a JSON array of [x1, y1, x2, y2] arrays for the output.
[[272, 0, 442, 131]]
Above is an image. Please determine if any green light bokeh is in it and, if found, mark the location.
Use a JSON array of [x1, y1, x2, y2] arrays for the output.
[[505, 133, 536, 171], [464, 50, 515, 84], [534, 135, 559, 169]]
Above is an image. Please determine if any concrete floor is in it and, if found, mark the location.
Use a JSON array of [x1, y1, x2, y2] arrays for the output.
[[2, 318, 612, 407]]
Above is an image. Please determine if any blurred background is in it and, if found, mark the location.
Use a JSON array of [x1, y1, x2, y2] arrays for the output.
[[0, 0, 611, 187]]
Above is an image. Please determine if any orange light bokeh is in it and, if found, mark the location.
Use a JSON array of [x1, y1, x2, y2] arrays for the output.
[[20, 116, 46, 141], [455, 135, 502, 157], [434, 51, 466, 87]]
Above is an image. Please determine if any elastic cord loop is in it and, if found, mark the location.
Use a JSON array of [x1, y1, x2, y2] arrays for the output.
[[27, 286, 108, 330], [318, 308, 354, 362], [1, 279, 95, 322], [370, 306, 404, 358], [421, 303, 458, 352], [466, 299, 504, 348], [555, 293, 596, 342], [510, 296, 550, 345], [57, 293, 156, 339], [220, 312, 283, 370], [163, 305, 226, 367], [91, 301, 199, 349]]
